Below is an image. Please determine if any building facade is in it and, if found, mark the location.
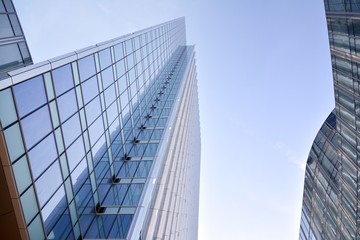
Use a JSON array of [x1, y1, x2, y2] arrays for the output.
[[299, 1, 360, 239], [0, 4, 201, 239]]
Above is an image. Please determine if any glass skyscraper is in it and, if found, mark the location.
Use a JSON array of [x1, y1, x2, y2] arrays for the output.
[[299, 1, 360, 239], [0, 2, 200, 239]]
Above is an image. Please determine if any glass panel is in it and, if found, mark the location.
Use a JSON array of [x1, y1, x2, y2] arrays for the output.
[[88, 117, 104, 147], [21, 105, 52, 149], [35, 161, 62, 207], [3, 0, 15, 12], [28, 215, 45, 240], [114, 43, 124, 61], [0, 14, 13, 38], [99, 48, 112, 70], [71, 158, 88, 193], [67, 136, 85, 171], [4, 122, 24, 162], [12, 156, 32, 194], [62, 113, 81, 148], [104, 84, 116, 108], [18, 41, 31, 63], [101, 67, 114, 89], [0, 43, 22, 72], [0, 88, 17, 128], [8, 14, 21, 36], [41, 186, 67, 235], [78, 55, 95, 82], [20, 186, 39, 224], [116, 59, 126, 78], [85, 96, 101, 125], [14, 75, 46, 117], [52, 64, 74, 96], [28, 133, 57, 179], [0, 1, 5, 12], [82, 75, 99, 104], [57, 89, 77, 122]]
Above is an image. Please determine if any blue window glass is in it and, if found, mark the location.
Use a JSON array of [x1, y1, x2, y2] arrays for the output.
[[62, 113, 81, 148], [101, 67, 114, 89], [35, 161, 62, 207], [46, 208, 71, 239], [114, 43, 124, 61], [88, 117, 104, 146], [120, 92, 129, 110], [14, 75, 47, 117], [28, 133, 57, 179], [134, 161, 152, 177], [107, 101, 118, 125], [57, 89, 78, 122], [67, 136, 85, 171], [41, 186, 67, 235], [108, 214, 133, 238], [78, 55, 95, 82], [116, 59, 126, 78], [21, 105, 52, 149], [12, 156, 32, 194], [52, 64, 74, 96], [125, 40, 133, 55], [82, 76, 99, 104], [122, 184, 143, 205], [104, 84, 116, 108], [85, 96, 101, 125], [99, 48, 112, 70], [71, 158, 88, 193], [127, 53, 134, 69]]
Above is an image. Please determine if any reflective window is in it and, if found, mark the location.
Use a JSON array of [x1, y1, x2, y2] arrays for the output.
[[62, 113, 81, 147], [122, 184, 143, 205], [82, 76, 98, 104], [4, 123, 24, 161], [14, 75, 47, 117], [78, 55, 95, 82], [0, 88, 17, 128], [99, 48, 112, 70], [67, 136, 85, 171], [3, 0, 15, 12], [71, 158, 88, 192], [107, 101, 118, 125], [101, 67, 114, 89], [114, 43, 124, 61], [104, 84, 116, 107], [35, 161, 62, 207], [88, 117, 104, 146], [52, 64, 74, 96], [18, 42, 31, 63], [12, 156, 32, 194], [57, 89, 78, 122], [0, 14, 13, 38], [20, 186, 39, 224], [28, 133, 57, 179], [85, 96, 101, 125], [116, 59, 126, 78], [21, 105, 52, 149]]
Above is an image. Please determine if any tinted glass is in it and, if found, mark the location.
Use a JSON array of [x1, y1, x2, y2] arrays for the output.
[[78, 55, 95, 82], [82, 76, 98, 104], [57, 89, 77, 122], [62, 113, 81, 147], [52, 64, 74, 96], [21, 105, 52, 149], [14, 75, 47, 117], [0, 88, 17, 127], [67, 137, 85, 171], [0, 14, 13, 38], [101, 67, 114, 89], [99, 48, 112, 70]]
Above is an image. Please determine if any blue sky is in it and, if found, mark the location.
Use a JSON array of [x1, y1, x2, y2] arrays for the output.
[[14, 0, 335, 239]]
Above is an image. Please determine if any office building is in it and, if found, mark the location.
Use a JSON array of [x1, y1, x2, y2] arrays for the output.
[[0, 2, 201, 239], [299, 1, 360, 239]]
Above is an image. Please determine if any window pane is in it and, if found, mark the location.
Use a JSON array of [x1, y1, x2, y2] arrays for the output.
[[28, 133, 57, 179], [82, 76, 99, 104], [101, 67, 114, 89], [8, 14, 21, 36], [0, 15, 14, 38], [0, 43, 22, 72], [20, 186, 39, 224], [85, 96, 101, 125], [35, 161, 62, 207], [14, 75, 47, 117], [67, 136, 85, 171], [99, 48, 112, 70], [4, 122, 24, 162], [62, 113, 81, 148], [78, 55, 95, 82], [21, 105, 52, 149], [0, 88, 17, 127], [12, 156, 32, 194], [57, 89, 77, 122], [52, 64, 74, 96], [114, 43, 124, 61], [88, 117, 104, 146]]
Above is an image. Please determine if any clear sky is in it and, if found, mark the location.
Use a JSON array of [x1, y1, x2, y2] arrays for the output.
[[13, 0, 335, 239]]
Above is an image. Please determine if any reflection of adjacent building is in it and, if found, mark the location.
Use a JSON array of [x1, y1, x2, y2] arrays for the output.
[[0, 2, 201, 239], [299, 1, 360, 239]]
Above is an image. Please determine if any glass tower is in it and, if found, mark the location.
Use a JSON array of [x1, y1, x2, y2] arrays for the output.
[[0, 3, 201, 239], [299, 1, 360, 239]]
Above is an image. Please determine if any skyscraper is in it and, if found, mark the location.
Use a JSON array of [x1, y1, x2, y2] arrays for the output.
[[0, 2, 200, 239], [299, 1, 360, 239]]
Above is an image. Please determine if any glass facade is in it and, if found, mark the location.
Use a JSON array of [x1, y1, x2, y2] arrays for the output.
[[0, 0, 32, 79], [299, 1, 360, 239], [0, 5, 200, 239]]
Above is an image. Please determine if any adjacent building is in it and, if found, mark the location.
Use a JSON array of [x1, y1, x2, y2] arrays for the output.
[[0, 2, 201, 239], [299, 1, 360, 239]]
